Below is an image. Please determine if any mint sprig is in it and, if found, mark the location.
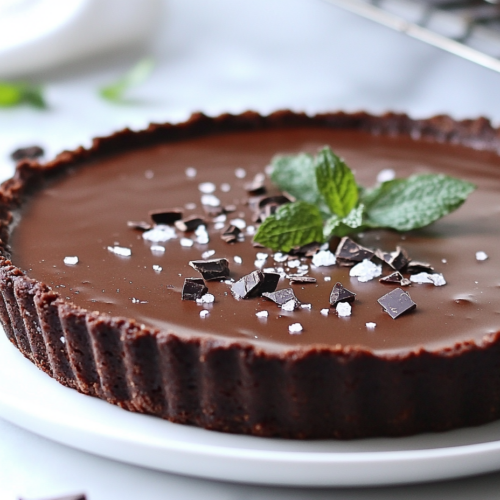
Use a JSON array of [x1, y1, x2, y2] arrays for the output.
[[0, 81, 46, 109], [254, 147, 476, 251]]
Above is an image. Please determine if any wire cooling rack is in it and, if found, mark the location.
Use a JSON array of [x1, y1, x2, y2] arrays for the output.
[[326, 0, 500, 72]]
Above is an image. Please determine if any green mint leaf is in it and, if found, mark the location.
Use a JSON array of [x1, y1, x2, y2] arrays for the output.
[[253, 201, 324, 252], [100, 57, 154, 102], [315, 146, 358, 218], [270, 153, 325, 207], [362, 174, 476, 231], [324, 204, 366, 239], [0, 82, 46, 109]]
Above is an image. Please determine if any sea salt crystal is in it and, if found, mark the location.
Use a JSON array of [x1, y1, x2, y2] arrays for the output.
[[336, 302, 352, 317], [376, 168, 396, 183], [201, 194, 220, 207], [312, 250, 336, 267], [220, 183, 231, 192], [256, 252, 269, 260], [195, 225, 209, 244], [254, 259, 266, 268], [230, 218, 246, 229], [476, 251, 488, 261], [142, 225, 177, 242], [202, 249, 215, 259], [366, 322, 377, 329], [324, 276, 331, 282], [235, 168, 246, 179], [264, 267, 276, 273], [200, 293, 215, 304], [60, 336, 66, 344], [281, 299, 298, 312], [301, 303, 312, 310], [246, 226, 256, 235], [185, 202, 197, 210], [273, 252, 288, 263], [150, 245, 165, 255], [214, 222, 225, 230], [213, 214, 227, 223], [180, 238, 194, 247], [288, 323, 303, 334], [234, 256, 243, 264], [152, 265, 162, 272], [320, 308, 329, 316], [349, 259, 382, 282], [198, 182, 216, 194], [410, 272, 446, 286], [63, 256, 78, 265], [256, 311, 268, 318], [107, 246, 132, 257], [200, 310, 210, 318], [287, 259, 301, 268], [185, 167, 197, 178]]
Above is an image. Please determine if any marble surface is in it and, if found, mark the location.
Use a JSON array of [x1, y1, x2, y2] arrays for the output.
[[2, 0, 500, 498]]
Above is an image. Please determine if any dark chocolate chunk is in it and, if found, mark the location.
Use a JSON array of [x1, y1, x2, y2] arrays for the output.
[[175, 216, 205, 232], [245, 177, 267, 196], [335, 237, 374, 266], [406, 261, 435, 274], [182, 278, 208, 300], [380, 271, 411, 286], [149, 209, 183, 225], [376, 246, 410, 271], [231, 270, 280, 299], [127, 220, 153, 231], [221, 224, 241, 243], [288, 275, 317, 284], [378, 288, 416, 319], [290, 241, 322, 257], [258, 194, 292, 210], [262, 288, 299, 306], [329, 282, 356, 307], [11, 145, 44, 161], [189, 258, 230, 281]]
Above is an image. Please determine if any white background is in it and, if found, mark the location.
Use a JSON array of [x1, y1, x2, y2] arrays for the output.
[[2, 0, 500, 498]]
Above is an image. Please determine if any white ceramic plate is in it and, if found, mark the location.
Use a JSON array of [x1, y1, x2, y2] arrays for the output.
[[2, 333, 500, 487]]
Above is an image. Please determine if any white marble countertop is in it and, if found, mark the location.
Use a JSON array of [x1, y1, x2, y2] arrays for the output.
[[2, 0, 500, 498]]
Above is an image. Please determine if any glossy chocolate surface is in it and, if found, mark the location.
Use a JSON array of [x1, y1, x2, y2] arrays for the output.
[[11, 128, 500, 353]]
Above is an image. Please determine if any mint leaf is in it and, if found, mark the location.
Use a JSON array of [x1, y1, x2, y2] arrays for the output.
[[324, 204, 366, 239], [100, 57, 154, 102], [315, 147, 358, 218], [270, 153, 325, 207], [362, 174, 476, 231], [0, 82, 46, 109], [253, 201, 324, 252]]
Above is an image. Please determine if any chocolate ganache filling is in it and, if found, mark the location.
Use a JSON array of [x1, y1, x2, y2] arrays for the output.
[[11, 127, 500, 354]]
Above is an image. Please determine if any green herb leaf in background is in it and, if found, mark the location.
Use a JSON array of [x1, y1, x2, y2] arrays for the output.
[[315, 146, 358, 218], [0, 82, 46, 109], [361, 174, 476, 231], [253, 201, 324, 252], [100, 57, 155, 102], [323, 204, 366, 240]]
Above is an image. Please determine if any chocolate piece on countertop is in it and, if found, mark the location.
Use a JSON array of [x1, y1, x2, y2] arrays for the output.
[[288, 275, 317, 284], [378, 288, 416, 319], [11, 145, 44, 161], [127, 220, 153, 231], [149, 209, 183, 225], [329, 282, 356, 307], [406, 261, 435, 274], [335, 237, 374, 266], [262, 288, 299, 306], [376, 246, 410, 271], [221, 224, 241, 243], [380, 271, 411, 286], [289, 241, 322, 257], [189, 258, 230, 281], [260, 272, 280, 293], [231, 270, 280, 299], [175, 216, 206, 232], [182, 277, 208, 300]]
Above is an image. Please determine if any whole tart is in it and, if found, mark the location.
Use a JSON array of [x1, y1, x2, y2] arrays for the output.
[[1, 111, 500, 439]]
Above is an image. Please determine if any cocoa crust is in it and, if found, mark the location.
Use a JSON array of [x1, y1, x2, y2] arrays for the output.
[[1, 110, 500, 439]]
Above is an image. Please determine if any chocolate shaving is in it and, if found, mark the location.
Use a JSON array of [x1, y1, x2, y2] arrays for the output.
[[289, 276, 317, 284], [406, 261, 435, 274], [262, 288, 299, 307], [329, 282, 356, 307], [189, 258, 230, 281], [379, 271, 411, 286], [127, 220, 153, 231], [335, 237, 374, 267], [182, 278, 208, 300], [149, 209, 183, 225], [175, 216, 205, 232], [11, 145, 44, 161], [378, 288, 417, 319], [221, 224, 241, 243]]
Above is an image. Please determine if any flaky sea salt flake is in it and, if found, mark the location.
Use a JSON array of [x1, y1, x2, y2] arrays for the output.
[[201, 194, 220, 207], [180, 238, 194, 247], [366, 322, 376, 329], [152, 265, 162, 272], [376, 168, 396, 183], [320, 308, 329, 316], [142, 225, 176, 242], [198, 182, 216, 194], [349, 259, 382, 282], [336, 302, 352, 317], [288, 323, 303, 334], [234, 256, 243, 264], [63, 256, 78, 265], [312, 250, 336, 267], [200, 310, 210, 318], [107, 246, 132, 257], [476, 251, 488, 261], [256, 311, 269, 318]]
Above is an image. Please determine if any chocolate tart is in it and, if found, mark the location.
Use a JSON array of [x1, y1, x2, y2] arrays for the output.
[[1, 111, 500, 439]]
